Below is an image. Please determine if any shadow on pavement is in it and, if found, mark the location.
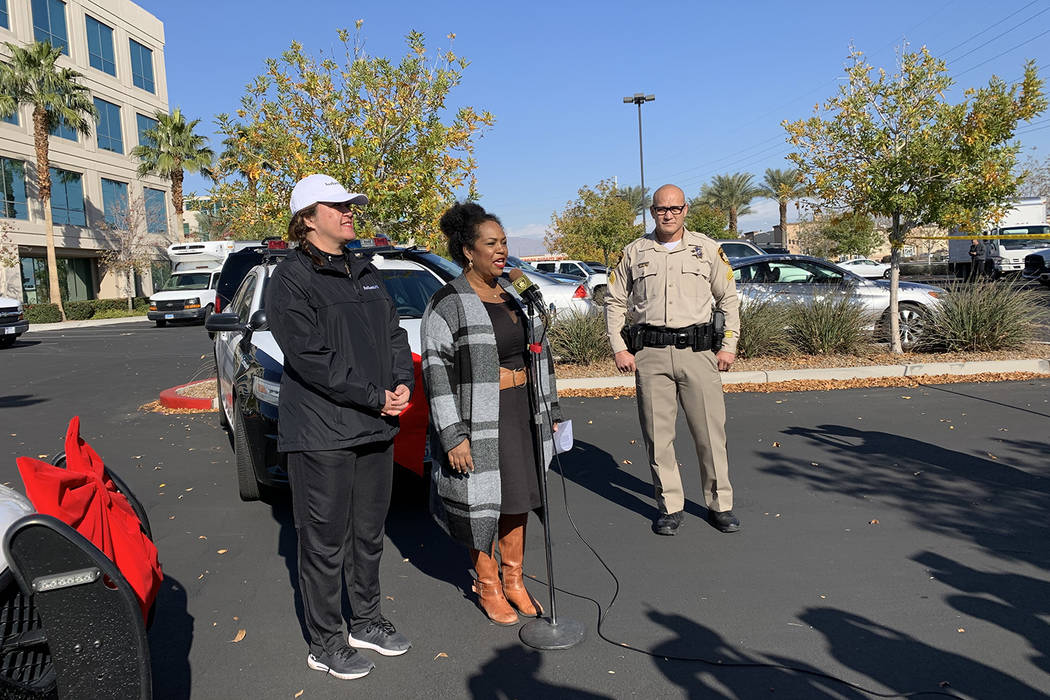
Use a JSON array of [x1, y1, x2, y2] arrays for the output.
[[797, 607, 1044, 697], [648, 609, 867, 698], [763, 424, 1050, 571], [913, 551, 1050, 676], [270, 495, 311, 648], [0, 395, 47, 409], [148, 574, 193, 700], [556, 441, 709, 523], [467, 644, 613, 699]]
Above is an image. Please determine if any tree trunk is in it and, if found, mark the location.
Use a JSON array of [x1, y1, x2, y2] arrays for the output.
[[127, 269, 134, 312], [729, 207, 738, 234], [889, 212, 902, 354], [778, 200, 788, 246], [171, 168, 185, 242], [33, 107, 64, 319]]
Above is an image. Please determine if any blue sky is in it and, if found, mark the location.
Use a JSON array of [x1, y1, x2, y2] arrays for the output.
[[138, 0, 1050, 246]]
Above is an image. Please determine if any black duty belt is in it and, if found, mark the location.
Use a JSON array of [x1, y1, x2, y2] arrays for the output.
[[639, 323, 713, 351]]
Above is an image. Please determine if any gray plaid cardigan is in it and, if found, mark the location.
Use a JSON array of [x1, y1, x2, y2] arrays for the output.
[[421, 274, 562, 551]]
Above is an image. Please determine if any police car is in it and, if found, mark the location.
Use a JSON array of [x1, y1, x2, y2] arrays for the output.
[[0, 296, 28, 348], [206, 241, 446, 501]]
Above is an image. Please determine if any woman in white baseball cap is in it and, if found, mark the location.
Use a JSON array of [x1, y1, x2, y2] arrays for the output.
[[265, 174, 415, 680]]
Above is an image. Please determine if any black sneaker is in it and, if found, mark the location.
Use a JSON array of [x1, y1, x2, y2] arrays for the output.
[[307, 646, 374, 680], [707, 509, 740, 533], [349, 616, 412, 656], [653, 510, 684, 536]]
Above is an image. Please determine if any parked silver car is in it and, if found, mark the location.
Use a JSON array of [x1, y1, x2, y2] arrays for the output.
[[732, 254, 943, 349]]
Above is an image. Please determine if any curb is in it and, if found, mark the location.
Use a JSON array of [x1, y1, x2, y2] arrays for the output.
[[556, 358, 1050, 391], [27, 316, 150, 332], [159, 379, 218, 411]]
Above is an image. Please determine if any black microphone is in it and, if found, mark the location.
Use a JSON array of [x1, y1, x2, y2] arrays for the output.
[[508, 268, 545, 310]]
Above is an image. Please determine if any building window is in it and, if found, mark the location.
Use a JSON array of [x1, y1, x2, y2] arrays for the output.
[[0, 157, 28, 220], [49, 115, 77, 141], [100, 178, 127, 226], [85, 16, 116, 76], [49, 167, 85, 226], [136, 113, 157, 147], [129, 39, 154, 93], [144, 187, 166, 233], [20, 255, 94, 303], [94, 98, 123, 153], [0, 0, 9, 30], [1, 107, 16, 126], [31, 0, 68, 54]]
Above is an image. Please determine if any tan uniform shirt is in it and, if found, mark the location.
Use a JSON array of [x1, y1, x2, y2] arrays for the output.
[[605, 229, 740, 355]]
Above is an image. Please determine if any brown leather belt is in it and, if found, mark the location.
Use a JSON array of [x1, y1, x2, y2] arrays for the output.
[[499, 367, 527, 390]]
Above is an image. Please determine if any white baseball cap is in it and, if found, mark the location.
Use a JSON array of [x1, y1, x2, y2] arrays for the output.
[[289, 174, 369, 216]]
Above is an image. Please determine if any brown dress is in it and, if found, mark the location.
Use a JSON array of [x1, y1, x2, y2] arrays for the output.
[[483, 298, 541, 515]]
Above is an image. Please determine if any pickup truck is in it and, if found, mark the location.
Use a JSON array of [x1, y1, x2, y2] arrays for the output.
[[0, 296, 28, 348]]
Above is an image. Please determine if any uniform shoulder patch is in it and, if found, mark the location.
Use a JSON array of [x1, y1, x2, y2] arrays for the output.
[[608, 270, 616, 286], [718, 247, 731, 265]]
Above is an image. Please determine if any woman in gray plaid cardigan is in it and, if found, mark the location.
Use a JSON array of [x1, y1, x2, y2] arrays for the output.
[[422, 203, 562, 625]]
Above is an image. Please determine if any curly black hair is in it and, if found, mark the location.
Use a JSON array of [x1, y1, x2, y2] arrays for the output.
[[439, 202, 502, 268]]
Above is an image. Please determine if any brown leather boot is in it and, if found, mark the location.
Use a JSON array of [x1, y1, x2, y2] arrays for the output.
[[498, 514, 543, 617], [469, 545, 518, 625]]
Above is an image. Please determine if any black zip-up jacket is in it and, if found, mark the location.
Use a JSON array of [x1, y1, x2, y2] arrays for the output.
[[265, 246, 414, 453]]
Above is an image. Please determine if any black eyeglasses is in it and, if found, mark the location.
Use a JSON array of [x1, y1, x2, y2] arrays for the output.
[[651, 205, 686, 215]]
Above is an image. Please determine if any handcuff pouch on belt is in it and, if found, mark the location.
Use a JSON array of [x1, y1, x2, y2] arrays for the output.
[[621, 310, 726, 353]]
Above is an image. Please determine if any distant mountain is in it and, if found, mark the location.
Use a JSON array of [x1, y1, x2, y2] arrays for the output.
[[508, 236, 549, 257]]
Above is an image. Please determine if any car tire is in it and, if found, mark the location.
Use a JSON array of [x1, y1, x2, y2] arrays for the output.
[[592, 285, 607, 305], [897, 303, 927, 351], [0, 336, 15, 349], [232, 403, 261, 502], [155, 319, 167, 328], [882, 269, 891, 279], [1040, 279, 1050, 288]]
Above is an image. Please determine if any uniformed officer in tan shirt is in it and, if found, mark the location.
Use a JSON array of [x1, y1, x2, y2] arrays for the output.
[[605, 184, 741, 535]]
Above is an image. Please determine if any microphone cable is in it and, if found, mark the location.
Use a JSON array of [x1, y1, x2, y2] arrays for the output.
[[526, 409, 963, 700]]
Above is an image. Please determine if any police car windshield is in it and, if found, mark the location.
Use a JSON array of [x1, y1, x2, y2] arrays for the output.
[[999, 226, 1050, 249], [162, 272, 212, 290]]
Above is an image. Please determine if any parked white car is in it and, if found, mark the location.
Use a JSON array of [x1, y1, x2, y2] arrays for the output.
[[0, 296, 28, 348], [532, 260, 609, 303], [505, 257, 596, 318], [838, 258, 892, 279]]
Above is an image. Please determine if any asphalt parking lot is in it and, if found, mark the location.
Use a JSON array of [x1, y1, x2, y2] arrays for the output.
[[2, 323, 1049, 699]]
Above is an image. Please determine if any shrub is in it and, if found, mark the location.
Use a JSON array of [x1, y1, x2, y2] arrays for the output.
[[917, 280, 1045, 352], [737, 297, 794, 358], [64, 300, 95, 320], [786, 293, 873, 355], [548, 310, 612, 365], [24, 303, 62, 323], [133, 296, 150, 312], [94, 298, 131, 313]]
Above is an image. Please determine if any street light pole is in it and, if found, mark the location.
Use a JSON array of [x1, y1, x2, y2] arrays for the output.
[[623, 93, 655, 231]]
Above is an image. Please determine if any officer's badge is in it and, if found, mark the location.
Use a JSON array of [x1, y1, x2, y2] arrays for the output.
[[692, 245, 704, 259]]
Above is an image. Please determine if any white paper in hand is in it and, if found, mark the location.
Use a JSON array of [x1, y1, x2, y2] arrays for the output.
[[554, 420, 574, 454]]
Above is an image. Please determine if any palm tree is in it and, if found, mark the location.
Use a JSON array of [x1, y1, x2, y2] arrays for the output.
[[0, 41, 97, 315], [756, 168, 806, 246], [700, 172, 760, 234], [132, 108, 214, 242], [615, 184, 650, 218]]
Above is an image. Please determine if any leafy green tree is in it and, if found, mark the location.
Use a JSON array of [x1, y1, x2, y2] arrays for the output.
[[756, 168, 805, 244], [784, 46, 1045, 352], [546, 178, 639, 266], [700, 172, 760, 233], [819, 211, 883, 257], [684, 199, 732, 238], [615, 184, 650, 217], [132, 108, 214, 243], [0, 41, 97, 315], [210, 24, 493, 247]]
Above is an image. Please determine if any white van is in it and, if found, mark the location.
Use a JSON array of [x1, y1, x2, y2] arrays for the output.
[[148, 241, 259, 327], [948, 197, 1049, 277]]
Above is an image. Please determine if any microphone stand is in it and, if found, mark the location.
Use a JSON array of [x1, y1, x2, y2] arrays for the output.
[[518, 298, 585, 651]]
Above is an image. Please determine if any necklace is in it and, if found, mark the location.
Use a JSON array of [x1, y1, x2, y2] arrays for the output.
[[468, 271, 503, 300]]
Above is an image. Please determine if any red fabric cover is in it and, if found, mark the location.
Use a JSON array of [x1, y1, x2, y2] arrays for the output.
[[393, 354, 429, 477], [15, 417, 162, 621]]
